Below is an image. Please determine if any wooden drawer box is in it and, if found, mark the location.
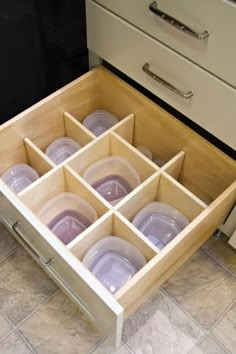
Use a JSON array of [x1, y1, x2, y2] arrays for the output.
[[94, 0, 236, 87], [86, 0, 236, 150], [0, 66, 235, 347]]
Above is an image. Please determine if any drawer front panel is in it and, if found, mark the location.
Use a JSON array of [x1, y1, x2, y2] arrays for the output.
[[87, 0, 236, 150], [0, 185, 123, 347], [95, 0, 236, 87]]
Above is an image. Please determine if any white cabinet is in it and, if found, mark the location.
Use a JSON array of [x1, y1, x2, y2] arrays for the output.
[[87, 0, 236, 150], [95, 0, 236, 87]]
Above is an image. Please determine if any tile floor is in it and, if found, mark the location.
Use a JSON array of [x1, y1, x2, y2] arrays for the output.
[[0, 222, 235, 354]]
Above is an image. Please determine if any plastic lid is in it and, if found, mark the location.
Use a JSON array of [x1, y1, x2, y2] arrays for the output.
[[92, 252, 137, 293], [153, 159, 165, 167], [92, 175, 133, 206], [82, 236, 146, 293], [83, 156, 141, 205], [83, 110, 119, 136], [48, 210, 92, 245], [45, 137, 81, 164], [1, 163, 39, 193], [136, 146, 152, 160], [37, 192, 98, 234], [132, 202, 189, 248]]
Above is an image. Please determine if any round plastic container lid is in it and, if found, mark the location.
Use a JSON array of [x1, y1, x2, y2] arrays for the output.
[[82, 236, 146, 293], [45, 137, 81, 164], [83, 110, 119, 136], [132, 202, 189, 248], [1, 163, 39, 193]]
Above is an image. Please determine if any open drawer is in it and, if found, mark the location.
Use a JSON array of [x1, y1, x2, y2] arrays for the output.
[[0, 66, 235, 347]]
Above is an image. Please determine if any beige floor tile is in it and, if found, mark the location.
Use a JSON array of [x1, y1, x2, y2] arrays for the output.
[[0, 222, 19, 262], [212, 302, 236, 353], [203, 234, 236, 275], [0, 331, 33, 354], [19, 291, 102, 354], [0, 247, 58, 325], [190, 336, 228, 354], [0, 311, 12, 341], [122, 290, 204, 354], [162, 250, 236, 330], [91, 339, 133, 354]]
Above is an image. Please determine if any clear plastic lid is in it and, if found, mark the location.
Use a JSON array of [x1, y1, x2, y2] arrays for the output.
[[45, 137, 81, 165], [37, 192, 98, 243], [136, 146, 152, 160], [153, 158, 165, 167], [83, 156, 141, 205], [1, 163, 39, 193], [83, 110, 119, 136], [82, 236, 146, 293], [132, 202, 189, 249]]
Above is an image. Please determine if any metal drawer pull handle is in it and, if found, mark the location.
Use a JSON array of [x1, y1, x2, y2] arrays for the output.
[[142, 63, 193, 99], [149, 1, 209, 40], [12, 221, 55, 267]]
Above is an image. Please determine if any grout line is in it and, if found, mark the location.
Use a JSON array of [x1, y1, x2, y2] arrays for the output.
[[88, 337, 107, 353], [0, 308, 15, 344], [0, 308, 37, 353], [208, 332, 232, 354], [122, 340, 135, 353], [16, 289, 61, 329], [209, 299, 236, 333], [0, 290, 60, 352], [0, 329, 15, 345], [15, 328, 38, 354], [162, 287, 236, 354], [88, 336, 135, 354], [187, 333, 208, 354], [0, 246, 20, 265], [160, 288, 207, 333], [202, 247, 236, 279]]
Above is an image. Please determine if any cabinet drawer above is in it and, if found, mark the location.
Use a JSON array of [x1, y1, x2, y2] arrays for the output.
[[87, 0, 236, 150], [95, 0, 236, 87]]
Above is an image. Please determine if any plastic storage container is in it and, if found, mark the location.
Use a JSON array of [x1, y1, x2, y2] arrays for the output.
[[83, 156, 141, 205], [132, 202, 189, 249], [38, 192, 98, 245], [153, 159, 165, 167], [82, 236, 146, 293], [45, 137, 81, 164], [1, 163, 39, 193], [83, 110, 119, 136], [136, 145, 152, 160]]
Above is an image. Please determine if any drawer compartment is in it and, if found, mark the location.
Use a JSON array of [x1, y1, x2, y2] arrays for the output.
[[86, 0, 236, 150], [94, 0, 236, 87], [0, 66, 235, 347]]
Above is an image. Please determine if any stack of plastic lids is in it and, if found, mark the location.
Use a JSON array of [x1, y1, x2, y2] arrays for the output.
[[83, 110, 118, 136], [82, 236, 146, 293], [45, 137, 81, 165], [1, 163, 39, 193], [132, 202, 189, 249], [83, 156, 141, 205], [136, 145, 165, 167], [38, 192, 98, 245]]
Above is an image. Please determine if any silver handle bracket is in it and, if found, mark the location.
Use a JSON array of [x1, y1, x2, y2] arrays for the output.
[[142, 63, 193, 99], [149, 1, 209, 40], [12, 221, 55, 267]]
